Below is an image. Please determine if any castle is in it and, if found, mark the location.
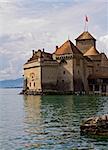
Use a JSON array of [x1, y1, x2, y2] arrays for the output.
[[23, 31, 108, 95]]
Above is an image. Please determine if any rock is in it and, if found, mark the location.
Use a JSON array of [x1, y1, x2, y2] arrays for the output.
[[80, 114, 108, 136]]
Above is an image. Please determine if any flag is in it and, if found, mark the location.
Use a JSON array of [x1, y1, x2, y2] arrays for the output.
[[85, 15, 88, 22]]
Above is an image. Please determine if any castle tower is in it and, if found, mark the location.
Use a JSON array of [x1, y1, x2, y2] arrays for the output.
[[75, 31, 96, 53]]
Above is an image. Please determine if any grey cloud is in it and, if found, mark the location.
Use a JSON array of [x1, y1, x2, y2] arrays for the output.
[[0, 34, 26, 45], [0, 0, 107, 80]]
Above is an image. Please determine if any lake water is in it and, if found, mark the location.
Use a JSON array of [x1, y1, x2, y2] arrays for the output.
[[0, 88, 108, 150]]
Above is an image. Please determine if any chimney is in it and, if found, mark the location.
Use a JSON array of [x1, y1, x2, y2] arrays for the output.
[[43, 48, 45, 52], [56, 46, 58, 50]]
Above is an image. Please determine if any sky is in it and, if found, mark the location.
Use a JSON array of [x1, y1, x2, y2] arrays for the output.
[[0, 0, 108, 80]]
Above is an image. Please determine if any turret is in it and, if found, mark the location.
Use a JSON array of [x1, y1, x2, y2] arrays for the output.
[[75, 31, 96, 53]]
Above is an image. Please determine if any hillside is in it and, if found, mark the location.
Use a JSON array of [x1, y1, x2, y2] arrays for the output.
[[0, 78, 23, 88]]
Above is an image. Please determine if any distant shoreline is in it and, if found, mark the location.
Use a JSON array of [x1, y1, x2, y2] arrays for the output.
[[0, 87, 23, 89]]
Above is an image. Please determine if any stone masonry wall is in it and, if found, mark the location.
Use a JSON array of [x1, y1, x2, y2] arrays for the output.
[[23, 62, 42, 91]]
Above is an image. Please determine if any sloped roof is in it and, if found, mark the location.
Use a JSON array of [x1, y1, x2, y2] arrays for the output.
[[54, 40, 82, 55], [101, 53, 108, 60], [76, 31, 96, 41], [84, 46, 99, 56], [25, 50, 53, 64]]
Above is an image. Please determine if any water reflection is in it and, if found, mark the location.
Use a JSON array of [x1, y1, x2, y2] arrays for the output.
[[72, 96, 102, 119], [23, 95, 43, 135], [24, 95, 41, 124], [23, 95, 108, 149], [0, 89, 108, 150]]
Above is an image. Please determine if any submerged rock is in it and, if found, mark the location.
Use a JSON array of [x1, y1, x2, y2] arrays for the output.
[[80, 114, 108, 136]]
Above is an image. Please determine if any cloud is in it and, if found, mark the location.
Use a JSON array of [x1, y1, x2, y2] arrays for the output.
[[97, 35, 108, 56], [0, 0, 107, 80], [99, 35, 108, 48]]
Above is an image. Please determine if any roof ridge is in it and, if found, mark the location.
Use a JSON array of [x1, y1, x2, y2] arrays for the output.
[[76, 31, 96, 40], [54, 40, 83, 55], [69, 40, 83, 54], [88, 46, 99, 53], [57, 40, 70, 49]]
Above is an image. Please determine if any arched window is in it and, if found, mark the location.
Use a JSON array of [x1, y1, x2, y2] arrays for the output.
[[30, 82, 31, 87], [30, 73, 35, 79], [34, 82, 35, 87]]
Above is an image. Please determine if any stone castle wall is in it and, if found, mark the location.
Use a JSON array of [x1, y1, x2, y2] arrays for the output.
[[23, 31, 108, 95], [73, 54, 86, 92], [23, 62, 42, 91], [41, 61, 58, 91], [76, 39, 95, 53], [56, 55, 74, 92]]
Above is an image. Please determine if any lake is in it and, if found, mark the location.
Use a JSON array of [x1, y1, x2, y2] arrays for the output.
[[0, 88, 108, 150]]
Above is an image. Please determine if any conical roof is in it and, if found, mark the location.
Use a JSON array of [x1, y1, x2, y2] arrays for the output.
[[54, 40, 82, 55], [76, 31, 96, 41], [84, 46, 99, 56]]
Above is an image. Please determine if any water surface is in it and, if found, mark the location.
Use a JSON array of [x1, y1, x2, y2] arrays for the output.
[[0, 88, 108, 150]]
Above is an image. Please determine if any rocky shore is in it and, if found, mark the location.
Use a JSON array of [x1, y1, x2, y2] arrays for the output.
[[80, 114, 108, 136], [20, 89, 76, 95]]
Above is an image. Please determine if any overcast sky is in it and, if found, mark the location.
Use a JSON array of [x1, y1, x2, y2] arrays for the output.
[[0, 0, 108, 80]]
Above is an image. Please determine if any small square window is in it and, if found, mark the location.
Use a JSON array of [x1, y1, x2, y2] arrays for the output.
[[63, 71, 65, 74]]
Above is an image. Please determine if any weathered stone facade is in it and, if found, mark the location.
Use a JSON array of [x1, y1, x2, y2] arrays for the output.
[[23, 31, 108, 95]]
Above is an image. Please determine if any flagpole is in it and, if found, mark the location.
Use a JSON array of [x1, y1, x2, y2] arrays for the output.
[[84, 15, 88, 32], [84, 19, 86, 31], [68, 34, 70, 40], [87, 23, 88, 31]]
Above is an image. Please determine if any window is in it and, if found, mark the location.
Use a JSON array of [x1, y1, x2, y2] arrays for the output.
[[30, 73, 35, 79], [95, 85, 99, 91], [63, 71, 65, 74], [102, 85, 106, 92], [30, 82, 31, 87], [34, 82, 35, 87], [62, 80, 64, 83], [89, 85, 93, 91]]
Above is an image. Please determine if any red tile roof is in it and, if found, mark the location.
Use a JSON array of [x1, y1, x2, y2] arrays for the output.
[[25, 50, 53, 64], [84, 46, 99, 56], [76, 31, 96, 41], [54, 40, 82, 55]]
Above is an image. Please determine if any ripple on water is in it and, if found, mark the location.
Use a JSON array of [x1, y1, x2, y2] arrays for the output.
[[0, 90, 108, 150]]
